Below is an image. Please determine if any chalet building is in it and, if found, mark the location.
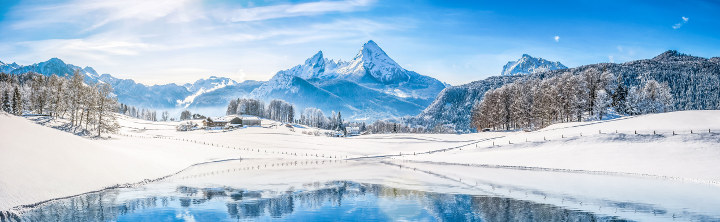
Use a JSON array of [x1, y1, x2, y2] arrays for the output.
[[203, 117, 228, 128]]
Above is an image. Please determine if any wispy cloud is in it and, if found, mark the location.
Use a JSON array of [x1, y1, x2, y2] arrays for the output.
[[225, 0, 375, 22], [554, 35, 560, 42], [10, 0, 202, 31], [672, 16, 689, 29]]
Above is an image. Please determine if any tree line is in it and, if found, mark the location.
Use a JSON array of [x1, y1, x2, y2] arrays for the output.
[[117, 103, 168, 121], [223, 98, 296, 123], [471, 68, 673, 131], [0, 71, 119, 136]]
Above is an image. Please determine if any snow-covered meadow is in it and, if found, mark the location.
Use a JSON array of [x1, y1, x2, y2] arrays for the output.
[[1, 110, 720, 217]]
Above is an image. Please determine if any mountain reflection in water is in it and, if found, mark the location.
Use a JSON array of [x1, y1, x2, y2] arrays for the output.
[[2, 181, 626, 222]]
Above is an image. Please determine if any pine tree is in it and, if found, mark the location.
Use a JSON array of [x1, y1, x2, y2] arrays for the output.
[[612, 74, 628, 114], [2, 91, 11, 113], [12, 86, 22, 115]]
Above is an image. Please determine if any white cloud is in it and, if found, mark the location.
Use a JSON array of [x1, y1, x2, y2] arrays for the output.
[[225, 0, 375, 22], [608, 55, 614, 63], [673, 16, 689, 29], [554, 36, 560, 42]]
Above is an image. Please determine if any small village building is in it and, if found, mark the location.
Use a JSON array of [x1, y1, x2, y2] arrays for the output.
[[347, 127, 361, 136], [229, 116, 242, 125], [203, 117, 229, 128], [241, 115, 262, 126]]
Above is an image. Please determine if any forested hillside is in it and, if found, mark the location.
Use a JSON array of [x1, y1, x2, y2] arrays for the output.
[[413, 50, 720, 132]]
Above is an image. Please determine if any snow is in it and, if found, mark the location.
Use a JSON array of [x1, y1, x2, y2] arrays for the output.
[[0, 113, 242, 210], [2, 110, 720, 214], [501, 54, 567, 76], [396, 110, 720, 183]]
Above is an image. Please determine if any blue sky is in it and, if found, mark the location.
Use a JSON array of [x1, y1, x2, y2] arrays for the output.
[[0, 0, 719, 85]]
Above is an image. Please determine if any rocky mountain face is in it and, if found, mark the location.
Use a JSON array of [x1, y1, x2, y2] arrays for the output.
[[249, 40, 447, 121], [501, 54, 567, 76], [413, 50, 720, 132]]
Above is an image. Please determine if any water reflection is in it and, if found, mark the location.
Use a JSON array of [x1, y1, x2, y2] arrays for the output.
[[1, 181, 629, 222]]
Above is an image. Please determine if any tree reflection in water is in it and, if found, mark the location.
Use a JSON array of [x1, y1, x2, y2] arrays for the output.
[[1, 181, 628, 222]]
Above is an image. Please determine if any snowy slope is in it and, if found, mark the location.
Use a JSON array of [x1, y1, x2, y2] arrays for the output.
[[0, 114, 243, 210], [178, 76, 238, 108], [399, 110, 720, 184], [501, 54, 567, 76]]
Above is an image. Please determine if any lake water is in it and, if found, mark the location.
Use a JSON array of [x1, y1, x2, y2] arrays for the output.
[[3, 159, 719, 222]]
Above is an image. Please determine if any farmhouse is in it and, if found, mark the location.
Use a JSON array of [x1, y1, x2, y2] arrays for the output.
[[203, 117, 228, 128]]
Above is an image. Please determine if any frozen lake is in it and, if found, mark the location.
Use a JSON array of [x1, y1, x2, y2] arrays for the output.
[[4, 159, 720, 222]]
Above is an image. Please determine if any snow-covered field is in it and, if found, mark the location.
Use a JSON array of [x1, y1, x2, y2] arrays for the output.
[[1, 110, 719, 212]]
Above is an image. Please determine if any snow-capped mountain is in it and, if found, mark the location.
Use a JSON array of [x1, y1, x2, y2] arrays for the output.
[[501, 54, 567, 76], [336, 40, 409, 83], [249, 40, 447, 120], [276, 40, 447, 101]]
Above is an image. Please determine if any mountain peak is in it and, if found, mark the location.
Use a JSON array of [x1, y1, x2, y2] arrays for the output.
[[652, 50, 700, 62], [343, 40, 408, 83], [305, 51, 325, 67], [45, 57, 66, 65], [501, 54, 567, 76]]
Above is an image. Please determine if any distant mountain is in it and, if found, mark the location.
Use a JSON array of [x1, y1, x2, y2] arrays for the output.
[[413, 50, 720, 132], [0, 61, 20, 73], [0, 58, 262, 111], [249, 40, 447, 120], [186, 80, 263, 108], [501, 54, 567, 76]]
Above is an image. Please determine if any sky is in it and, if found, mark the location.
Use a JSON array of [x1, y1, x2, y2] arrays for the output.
[[0, 0, 719, 85]]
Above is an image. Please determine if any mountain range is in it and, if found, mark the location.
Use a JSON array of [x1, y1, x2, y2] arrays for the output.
[[0, 40, 448, 120]]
